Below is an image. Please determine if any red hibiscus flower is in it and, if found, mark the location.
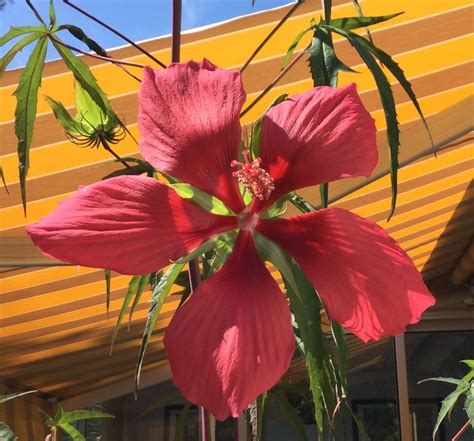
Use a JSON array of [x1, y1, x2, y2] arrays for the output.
[[27, 59, 435, 420]]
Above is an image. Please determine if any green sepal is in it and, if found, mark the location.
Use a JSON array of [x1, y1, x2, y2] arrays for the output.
[[44, 95, 78, 134], [170, 183, 234, 215]]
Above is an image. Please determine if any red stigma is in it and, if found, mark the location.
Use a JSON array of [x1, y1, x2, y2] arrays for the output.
[[231, 150, 275, 201]]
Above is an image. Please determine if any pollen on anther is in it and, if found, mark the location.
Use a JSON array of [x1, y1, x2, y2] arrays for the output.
[[231, 150, 275, 201]]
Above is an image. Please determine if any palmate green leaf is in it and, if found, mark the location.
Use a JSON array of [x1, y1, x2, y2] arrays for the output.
[[250, 93, 288, 157], [129, 275, 150, 325], [353, 33, 434, 149], [170, 183, 233, 215], [461, 360, 474, 369], [110, 275, 149, 353], [256, 392, 268, 441], [44, 95, 78, 134], [254, 233, 332, 434], [351, 0, 374, 44], [51, 38, 110, 114], [58, 24, 108, 57], [323, 24, 400, 219], [49, 0, 56, 27], [58, 423, 84, 441], [465, 390, 474, 427], [419, 377, 470, 388], [432, 388, 467, 439], [0, 390, 36, 403], [0, 32, 42, 78], [14, 36, 48, 213], [329, 12, 402, 32], [281, 26, 312, 70], [135, 263, 184, 393], [0, 422, 17, 441], [0, 26, 44, 47], [269, 391, 309, 441], [104, 269, 111, 317], [56, 408, 114, 424]]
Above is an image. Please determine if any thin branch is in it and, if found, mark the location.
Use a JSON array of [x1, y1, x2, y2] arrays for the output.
[[63, 0, 167, 69], [240, 0, 305, 74], [51, 36, 146, 69], [99, 135, 133, 170], [240, 42, 310, 118], [26, 0, 46, 25]]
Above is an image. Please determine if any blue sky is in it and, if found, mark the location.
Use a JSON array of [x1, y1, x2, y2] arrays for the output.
[[1, 0, 292, 69]]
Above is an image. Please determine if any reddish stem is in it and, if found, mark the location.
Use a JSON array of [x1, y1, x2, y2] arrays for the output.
[[452, 420, 471, 441], [240, 1, 305, 74], [63, 0, 167, 68]]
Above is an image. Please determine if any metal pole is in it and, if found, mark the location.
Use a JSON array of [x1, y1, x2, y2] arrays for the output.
[[171, 3, 210, 440]]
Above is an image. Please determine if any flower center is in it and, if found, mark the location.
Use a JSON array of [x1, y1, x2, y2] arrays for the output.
[[237, 210, 259, 231], [231, 149, 274, 201]]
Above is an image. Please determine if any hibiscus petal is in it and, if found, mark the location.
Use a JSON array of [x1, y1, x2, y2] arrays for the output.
[[257, 84, 378, 209], [164, 230, 294, 420], [26, 176, 237, 275], [138, 60, 246, 213], [256, 208, 435, 342]]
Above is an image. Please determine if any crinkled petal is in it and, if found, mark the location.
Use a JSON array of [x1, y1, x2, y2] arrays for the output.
[[138, 60, 246, 213], [257, 84, 377, 209], [164, 230, 294, 420], [26, 175, 237, 275], [256, 208, 435, 342]]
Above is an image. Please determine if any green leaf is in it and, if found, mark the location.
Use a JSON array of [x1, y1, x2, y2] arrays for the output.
[[128, 275, 149, 325], [330, 321, 348, 395], [319, 182, 328, 208], [170, 183, 233, 215], [352, 33, 434, 150], [262, 194, 290, 219], [135, 263, 184, 392], [0, 390, 36, 404], [58, 423, 84, 441], [282, 27, 312, 70], [0, 422, 17, 441], [350, 0, 374, 44], [44, 95, 78, 134], [49, 0, 56, 27], [13, 36, 48, 213], [290, 193, 317, 213], [57, 409, 114, 424], [323, 24, 400, 219], [104, 269, 111, 317], [250, 93, 288, 158], [465, 390, 474, 427], [433, 388, 467, 439], [269, 391, 309, 441], [461, 360, 474, 368], [256, 392, 268, 441], [51, 38, 110, 114], [0, 26, 44, 47], [110, 275, 147, 353], [74, 80, 110, 130], [174, 231, 237, 264], [329, 12, 402, 31], [58, 24, 108, 57], [419, 377, 470, 388], [174, 402, 191, 441], [0, 32, 42, 78], [309, 25, 354, 88]]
